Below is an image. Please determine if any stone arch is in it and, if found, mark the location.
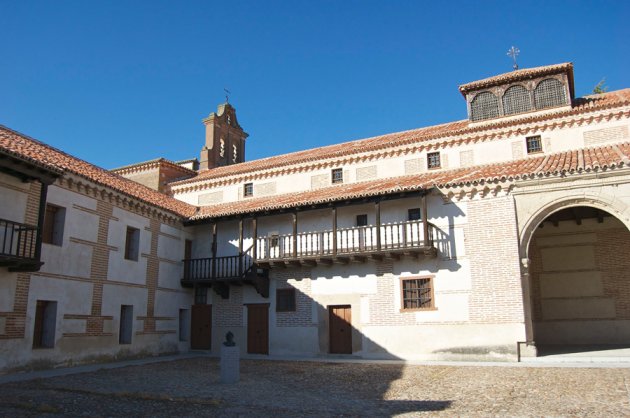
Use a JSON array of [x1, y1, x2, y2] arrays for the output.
[[518, 193, 630, 350]]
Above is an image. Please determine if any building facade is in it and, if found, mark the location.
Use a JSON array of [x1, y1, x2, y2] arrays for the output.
[[1, 62, 629, 370]]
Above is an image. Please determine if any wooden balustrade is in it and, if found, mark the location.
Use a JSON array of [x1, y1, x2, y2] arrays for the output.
[[0, 218, 38, 262]]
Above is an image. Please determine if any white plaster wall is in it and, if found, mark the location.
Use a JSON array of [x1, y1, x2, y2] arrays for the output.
[[108, 208, 151, 284], [0, 172, 30, 222]]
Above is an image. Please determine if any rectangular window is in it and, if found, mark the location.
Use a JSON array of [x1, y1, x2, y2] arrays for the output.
[[124, 226, 140, 261], [119, 305, 133, 344], [179, 309, 189, 342], [243, 182, 253, 197], [408, 208, 421, 221], [526, 135, 543, 154], [42, 204, 65, 246], [276, 288, 296, 312], [427, 152, 441, 169], [331, 168, 343, 184], [356, 214, 368, 226], [194, 286, 207, 305], [32, 300, 57, 348], [401, 277, 434, 311]]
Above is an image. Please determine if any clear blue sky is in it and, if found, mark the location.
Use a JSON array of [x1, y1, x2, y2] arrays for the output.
[[1, 1, 628, 169]]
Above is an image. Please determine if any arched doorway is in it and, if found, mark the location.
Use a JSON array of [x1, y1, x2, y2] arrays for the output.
[[526, 206, 630, 352]]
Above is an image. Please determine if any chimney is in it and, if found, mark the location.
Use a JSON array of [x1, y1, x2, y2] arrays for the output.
[[199, 103, 248, 171]]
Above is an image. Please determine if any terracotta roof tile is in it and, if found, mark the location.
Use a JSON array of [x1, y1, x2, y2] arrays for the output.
[[0, 126, 196, 217], [190, 142, 630, 220], [458, 63, 573, 94], [173, 88, 630, 188]]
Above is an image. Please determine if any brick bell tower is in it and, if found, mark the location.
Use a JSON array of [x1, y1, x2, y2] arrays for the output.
[[199, 102, 249, 170]]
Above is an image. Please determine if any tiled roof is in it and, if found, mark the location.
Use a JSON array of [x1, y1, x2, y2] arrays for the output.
[[0, 126, 197, 217], [458, 63, 573, 95], [173, 88, 630, 188], [189, 142, 630, 220], [111, 157, 197, 177]]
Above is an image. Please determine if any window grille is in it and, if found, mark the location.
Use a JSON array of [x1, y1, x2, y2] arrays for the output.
[[534, 78, 567, 110], [408, 208, 421, 221], [243, 182, 253, 197], [276, 288, 296, 312], [470, 91, 500, 121], [401, 277, 433, 310], [526, 135, 543, 154], [331, 168, 343, 184], [427, 152, 441, 169], [502, 85, 532, 115]]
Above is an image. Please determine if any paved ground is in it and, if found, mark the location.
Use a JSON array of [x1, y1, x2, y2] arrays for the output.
[[1, 356, 630, 417]]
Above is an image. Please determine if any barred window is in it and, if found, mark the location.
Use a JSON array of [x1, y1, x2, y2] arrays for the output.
[[276, 288, 296, 312], [408, 208, 421, 221], [526, 135, 543, 154], [534, 78, 567, 110], [427, 152, 441, 169], [470, 91, 500, 122], [502, 85, 532, 115], [331, 168, 343, 184], [243, 182, 253, 197], [401, 277, 434, 310]]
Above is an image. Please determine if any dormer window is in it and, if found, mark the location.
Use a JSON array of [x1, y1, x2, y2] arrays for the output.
[[243, 182, 253, 197], [502, 85, 532, 115], [470, 92, 500, 122], [331, 168, 343, 184], [534, 78, 567, 110]]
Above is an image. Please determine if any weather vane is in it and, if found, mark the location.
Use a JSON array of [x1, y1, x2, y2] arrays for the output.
[[224, 88, 231, 104], [507, 46, 520, 71]]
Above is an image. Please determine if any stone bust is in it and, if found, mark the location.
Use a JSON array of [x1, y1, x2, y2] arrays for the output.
[[223, 331, 235, 347]]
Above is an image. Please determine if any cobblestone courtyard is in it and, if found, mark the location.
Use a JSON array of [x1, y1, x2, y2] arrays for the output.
[[1, 357, 629, 417]]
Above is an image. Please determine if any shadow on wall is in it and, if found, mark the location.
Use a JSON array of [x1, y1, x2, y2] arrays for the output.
[[260, 281, 453, 414]]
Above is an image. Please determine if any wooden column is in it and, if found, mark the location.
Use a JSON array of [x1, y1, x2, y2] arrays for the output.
[[252, 217, 258, 261], [211, 222, 218, 279], [292, 211, 298, 258], [421, 191, 429, 246], [375, 200, 381, 252], [238, 218, 244, 275], [34, 182, 49, 263], [332, 206, 338, 256]]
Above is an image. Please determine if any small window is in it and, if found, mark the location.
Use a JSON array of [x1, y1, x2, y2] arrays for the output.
[[331, 168, 343, 184], [33, 300, 57, 348], [356, 214, 368, 227], [401, 277, 434, 311], [427, 152, 441, 169], [526, 135, 543, 154], [276, 288, 296, 312], [243, 182, 253, 198], [124, 226, 140, 261], [408, 208, 421, 221], [119, 305, 133, 344], [194, 286, 207, 305], [42, 204, 65, 246]]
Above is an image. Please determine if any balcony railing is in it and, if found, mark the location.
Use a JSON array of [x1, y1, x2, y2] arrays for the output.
[[256, 220, 433, 260], [0, 218, 40, 270], [183, 245, 255, 282]]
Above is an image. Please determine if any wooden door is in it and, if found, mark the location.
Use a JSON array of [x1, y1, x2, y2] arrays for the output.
[[190, 304, 212, 350], [329, 305, 352, 354], [247, 304, 269, 354]]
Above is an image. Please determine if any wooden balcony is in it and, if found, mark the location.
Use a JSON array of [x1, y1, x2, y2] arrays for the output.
[[255, 219, 437, 268], [181, 245, 269, 298], [0, 218, 42, 272]]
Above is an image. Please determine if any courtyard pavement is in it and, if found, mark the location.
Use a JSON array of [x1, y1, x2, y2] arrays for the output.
[[1, 354, 630, 416]]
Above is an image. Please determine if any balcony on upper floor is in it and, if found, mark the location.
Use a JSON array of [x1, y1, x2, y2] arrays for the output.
[[0, 218, 42, 272]]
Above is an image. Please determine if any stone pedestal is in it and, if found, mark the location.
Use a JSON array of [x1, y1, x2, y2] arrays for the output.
[[220, 345, 240, 383]]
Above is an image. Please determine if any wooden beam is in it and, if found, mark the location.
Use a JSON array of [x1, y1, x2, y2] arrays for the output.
[[571, 208, 582, 225], [332, 207, 338, 257], [421, 191, 430, 246], [252, 217, 258, 260], [375, 200, 381, 252], [292, 211, 298, 258]]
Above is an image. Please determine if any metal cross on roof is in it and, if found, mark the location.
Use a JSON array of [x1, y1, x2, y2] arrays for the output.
[[507, 46, 520, 71], [224, 88, 231, 104]]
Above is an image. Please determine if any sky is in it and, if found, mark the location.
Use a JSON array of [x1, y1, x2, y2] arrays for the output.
[[1, 0, 629, 169]]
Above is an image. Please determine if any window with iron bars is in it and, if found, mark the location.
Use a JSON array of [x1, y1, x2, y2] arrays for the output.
[[427, 152, 441, 169], [526, 135, 543, 154], [331, 168, 343, 184], [401, 277, 434, 311]]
